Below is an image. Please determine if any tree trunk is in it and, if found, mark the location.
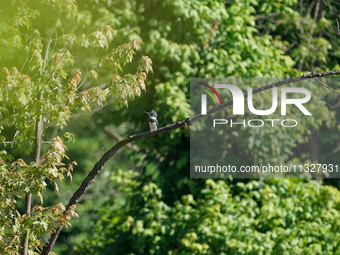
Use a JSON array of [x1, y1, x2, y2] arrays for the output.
[[21, 114, 43, 255], [21, 33, 50, 255]]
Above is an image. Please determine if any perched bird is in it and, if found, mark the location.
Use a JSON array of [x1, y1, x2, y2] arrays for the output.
[[144, 110, 158, 131]]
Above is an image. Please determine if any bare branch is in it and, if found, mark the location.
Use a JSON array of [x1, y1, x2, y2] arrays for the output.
[[104, 126, 141, 152], [40, 69, 340, 254]]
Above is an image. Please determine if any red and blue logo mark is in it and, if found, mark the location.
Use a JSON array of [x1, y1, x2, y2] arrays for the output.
[[198, 82, 312, 116], [198, 82, 222, 106]]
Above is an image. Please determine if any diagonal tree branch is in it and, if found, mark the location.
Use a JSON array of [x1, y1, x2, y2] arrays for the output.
[[314, 77, 340, 96], [191, 70, 340, 123], [41, 70, 340, 254]]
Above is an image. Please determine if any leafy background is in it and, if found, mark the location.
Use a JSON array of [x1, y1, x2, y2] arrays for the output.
[[1, 0, 340, 254]]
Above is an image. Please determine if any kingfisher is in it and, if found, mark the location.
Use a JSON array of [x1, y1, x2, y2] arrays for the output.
[[144, 110, 158, 131]]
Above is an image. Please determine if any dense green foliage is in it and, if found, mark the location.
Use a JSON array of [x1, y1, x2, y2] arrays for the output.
[[77, 176, 340, 254], [1, 0, 340, 254]]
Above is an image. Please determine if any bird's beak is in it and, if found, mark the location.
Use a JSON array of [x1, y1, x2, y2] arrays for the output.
[[143, 111, 149, 115]]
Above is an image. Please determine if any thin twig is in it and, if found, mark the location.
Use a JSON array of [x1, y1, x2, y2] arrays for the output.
[[314, 77, 340, 96], [49, 31, 58, 63], [320, 143, 340, 160], [103, 126, 141, 152], [76, 60, 88, 91], [20, 54, 30, 73]]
